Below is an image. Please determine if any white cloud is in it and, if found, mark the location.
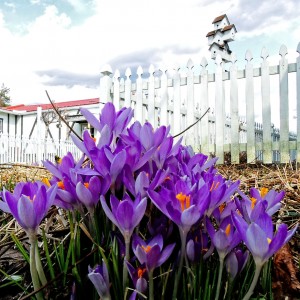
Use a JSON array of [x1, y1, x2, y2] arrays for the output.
[[64, 0, 87, 12], [0, 0, 299, 105]]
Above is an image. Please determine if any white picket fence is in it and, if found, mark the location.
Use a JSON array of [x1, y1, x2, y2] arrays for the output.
[[0, 134, 83, 165], [1, 43, 299, 165], [99, 43, 300, 164]]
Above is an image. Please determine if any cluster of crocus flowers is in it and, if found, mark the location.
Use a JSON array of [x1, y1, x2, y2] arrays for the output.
[[0, 182, 57, 300], [0, 102, 298, 300]]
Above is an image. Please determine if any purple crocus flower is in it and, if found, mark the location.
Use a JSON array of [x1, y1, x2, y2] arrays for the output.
[[237, 187, 285, 219], [205, 174, 240, 217], [186, 229, 210, 263], [225, 248, 249, 279], [100, 193, 147, 244], [88, 260, 111, 300], [76, 174, 110, 214], [126, 262, 148, 294], [0, 182, 57, 237], [232, 211, 298, 266], [148, 178, 210, 235], [132, 234, 175, 273], [206, 216, 241, 261], [74, 103, 133, 150], [232, 210, 298, 299]]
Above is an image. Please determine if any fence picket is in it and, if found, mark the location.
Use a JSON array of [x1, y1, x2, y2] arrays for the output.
[[230, 54, 240, 164], [279, 45, 290, 163], [215, 55, 225, 164], [245, 50, 256, 163], [261, 47, 272, 163]]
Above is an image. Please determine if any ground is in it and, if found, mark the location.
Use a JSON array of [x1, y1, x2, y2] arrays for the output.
[[0, 162, 299, 299]]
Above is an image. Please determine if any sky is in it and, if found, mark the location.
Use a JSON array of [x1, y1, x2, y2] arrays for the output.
[[0, 0, 299, 105]]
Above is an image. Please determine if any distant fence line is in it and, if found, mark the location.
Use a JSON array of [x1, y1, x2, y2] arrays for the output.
[[0, 133, 82, 165]]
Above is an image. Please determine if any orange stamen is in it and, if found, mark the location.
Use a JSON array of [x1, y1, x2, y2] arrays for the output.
[[138, 268, 147, 278], [142, 245, 152, 253], [91, 137, 96, 142], [42, 178, 51, 187], [260, 187, 268, 198], [251, 197, 257, 210], [176, 192, 191, 211], [225, 224, 231, 237], [84, 182, 89, 188], [57, 181, 65, 189], [219, 203, 226, 213]]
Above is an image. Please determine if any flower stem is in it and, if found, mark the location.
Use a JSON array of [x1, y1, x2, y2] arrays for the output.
[[215, 257, 224, 300], [35, 242, 47, 286], [242, 264, 263, 300], [29, 237, 43, 300], [123, 235, 131, 292], [172, 229, 187, 300], [149, 269, 154, 300]]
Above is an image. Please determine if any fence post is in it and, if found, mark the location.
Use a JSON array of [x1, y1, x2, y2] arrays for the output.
[[36, 107, 42, 165], [100, 64, 113, 108]]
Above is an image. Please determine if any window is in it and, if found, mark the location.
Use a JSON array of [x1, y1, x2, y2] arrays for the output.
[[0, 118, 3, 133]]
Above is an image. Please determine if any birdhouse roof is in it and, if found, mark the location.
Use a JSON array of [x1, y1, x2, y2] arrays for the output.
[[212, 14, 227, 24], [222, 24, 237, 33]]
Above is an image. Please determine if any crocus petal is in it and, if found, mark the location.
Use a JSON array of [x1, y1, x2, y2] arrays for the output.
[[4, 191, 19, 220], [100, 196, 119, 228], [267, 223, 288, 260], [116, 200, 134, 232], [246, 223, 269, 263], [18, 195, 36, 230], [98, 124, 112, 148], [148, 234, 163, 249], [136, 245, 147, 264], [70, 133, 89, 156], [80, 107, 102, 132], [166, 202, 182, 225], [110, 150, 127, 182], [88, 272, 109, 298], [255, 212, 273, 239], [43, 160, 63, 180], [231, 211, 249, 242], [181, 205, 200, 227], [136, 278, 148, 294], [157, 243, 176, 267], [100, 102, 116, 131], [0, 199, 10, 213], [132, 197, 147, 228], [146, 244, 161, 270], [33, 185, 47, 224], [76, 182, 94, 208]]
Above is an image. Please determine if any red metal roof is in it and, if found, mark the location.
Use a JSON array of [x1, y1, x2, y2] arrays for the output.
[[4, 98, 100, 112]]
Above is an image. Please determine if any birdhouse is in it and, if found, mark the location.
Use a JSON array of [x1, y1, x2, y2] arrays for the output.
[[206, 14, 237, 63]]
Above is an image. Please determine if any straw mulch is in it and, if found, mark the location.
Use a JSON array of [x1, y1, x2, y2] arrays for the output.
[[0, 162, 299, 299]]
